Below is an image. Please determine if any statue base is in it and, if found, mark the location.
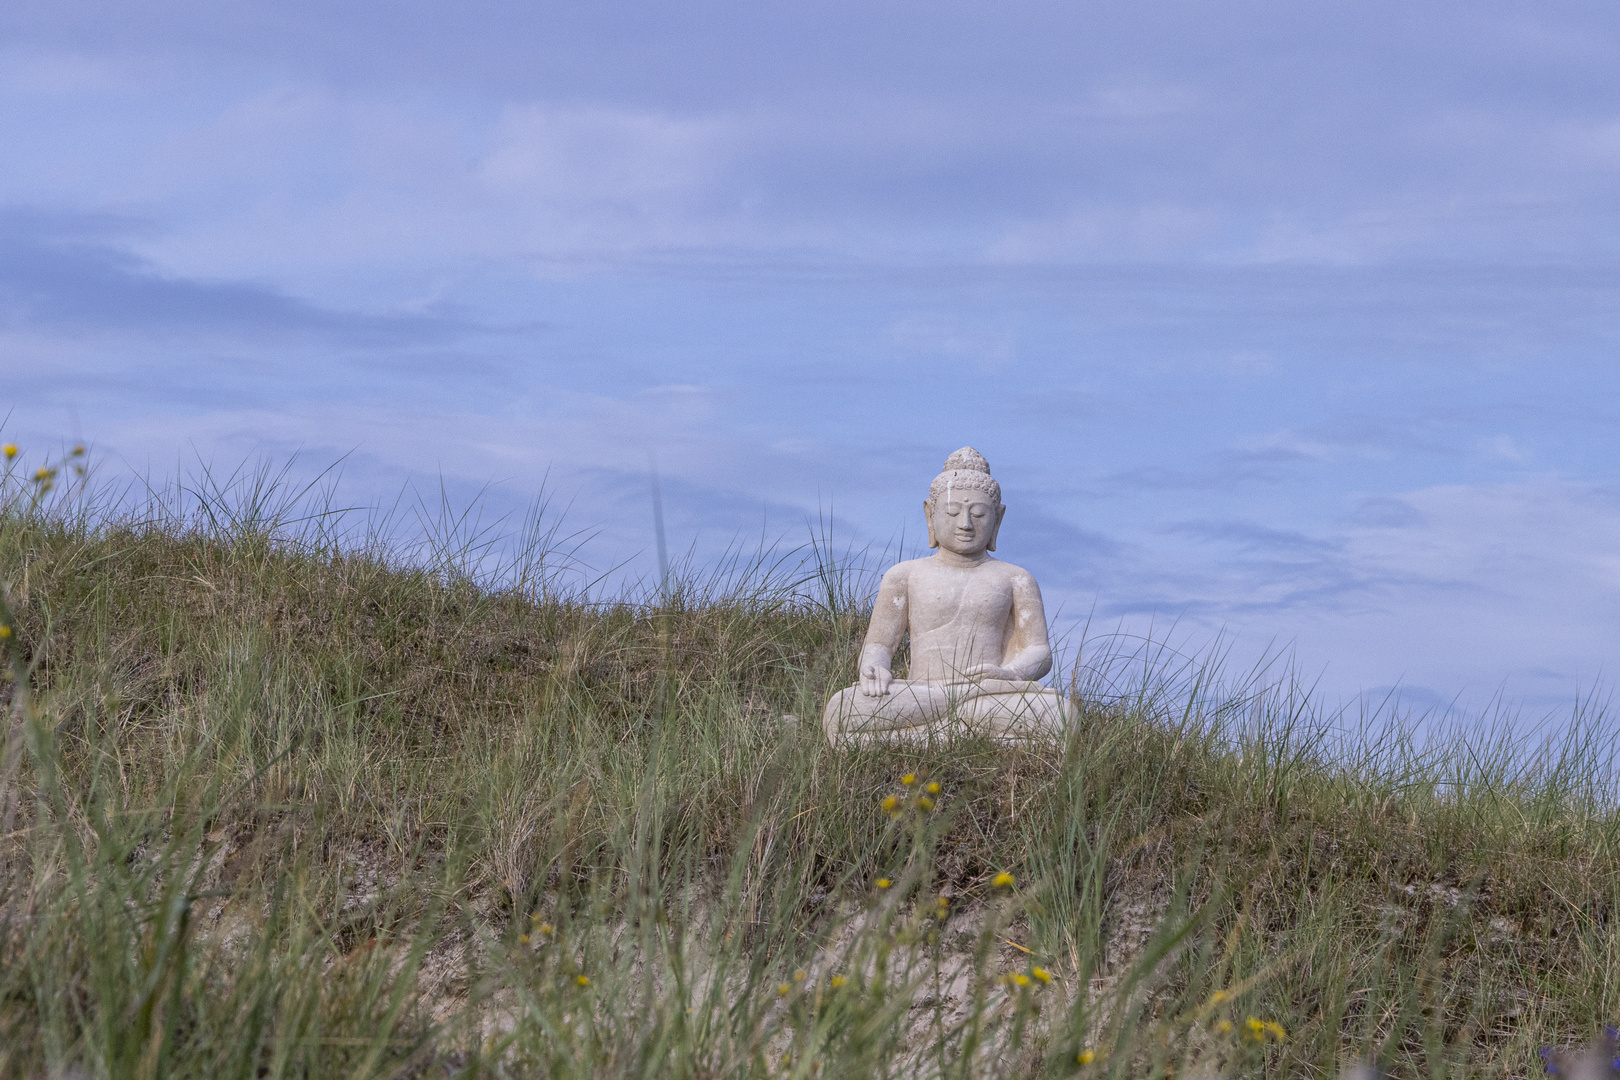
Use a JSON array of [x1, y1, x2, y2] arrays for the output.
[[821, 679, 1072, 746]]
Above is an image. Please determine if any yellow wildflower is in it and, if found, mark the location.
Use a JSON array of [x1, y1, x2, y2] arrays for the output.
[[1216, 1019, 1233, 1034], [1032, 966, 1052, 984], [34, 467, 55, 482], [901, 773, 916, 786], [1012, 973, 1030, 987], [881, 795, 900, 812], [794, 970, 806, 982], [916, 796, 935, 811], [992, 871, 1015, 889], [830, 975, 846, 988], [2, 443, 16, 460], [1208, 990, 1228, 1006], [519, 934, 530, 944], [0, 626, 10, 638], [926, 781, 941, 794], [1242, 1016, 1285, 1043], [71, 444, 85, 456], [576, 975, 590, 987], [778, 982, 791, 997], [876, 877, 892, 890], [1077, 1050, 1095, 1065]]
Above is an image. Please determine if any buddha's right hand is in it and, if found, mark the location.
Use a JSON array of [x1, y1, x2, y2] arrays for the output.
[[860, 664, 893, 696]]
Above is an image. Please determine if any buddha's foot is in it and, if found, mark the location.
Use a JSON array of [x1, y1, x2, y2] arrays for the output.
[[821, 680, 1072, 747]]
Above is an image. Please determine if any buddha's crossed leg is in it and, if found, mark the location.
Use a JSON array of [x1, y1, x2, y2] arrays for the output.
[[822, 679, 1071, 746]]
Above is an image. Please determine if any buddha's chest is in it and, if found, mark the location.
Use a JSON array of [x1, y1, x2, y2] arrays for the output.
[[907, 571, 1013, 635]]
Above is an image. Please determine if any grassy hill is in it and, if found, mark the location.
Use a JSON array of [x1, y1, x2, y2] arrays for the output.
[[2, 465, 1617, 1078]]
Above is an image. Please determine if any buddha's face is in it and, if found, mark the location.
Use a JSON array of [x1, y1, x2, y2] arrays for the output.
[[925, 490, 1005, 557]]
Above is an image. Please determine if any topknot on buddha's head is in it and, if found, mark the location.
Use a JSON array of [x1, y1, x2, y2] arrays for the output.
[[928, 446, 1001, 504], [942, 446, 990, 474]]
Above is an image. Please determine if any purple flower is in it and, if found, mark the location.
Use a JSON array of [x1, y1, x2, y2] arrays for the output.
[[1542, 1028, 1620, 1078]]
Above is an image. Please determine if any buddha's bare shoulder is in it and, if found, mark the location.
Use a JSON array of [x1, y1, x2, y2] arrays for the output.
[[878, 557, 927, 585], [985, 558, 1039, 586]]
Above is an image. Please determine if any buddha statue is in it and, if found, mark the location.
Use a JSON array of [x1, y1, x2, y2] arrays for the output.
[[822, 447, 1073, 746]]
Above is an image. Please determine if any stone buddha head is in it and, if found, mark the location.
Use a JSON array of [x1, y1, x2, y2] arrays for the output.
[[924, 447, 1006, 557]]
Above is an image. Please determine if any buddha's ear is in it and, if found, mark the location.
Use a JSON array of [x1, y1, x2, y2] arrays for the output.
[[988, 503, 1006, 552], [924, 499, 939, 549]]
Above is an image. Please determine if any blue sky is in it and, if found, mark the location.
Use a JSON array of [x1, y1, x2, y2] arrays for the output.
[[3, 1, 1618, 718]]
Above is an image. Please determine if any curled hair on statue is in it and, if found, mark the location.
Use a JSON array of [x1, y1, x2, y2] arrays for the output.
[[926, 446, 1001, 505], [928, 470, 1001, 503]]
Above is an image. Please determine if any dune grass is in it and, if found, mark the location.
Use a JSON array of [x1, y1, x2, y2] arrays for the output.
[[2, 454, 1619, 1078]]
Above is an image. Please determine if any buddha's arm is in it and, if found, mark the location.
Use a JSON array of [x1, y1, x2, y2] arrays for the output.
[[963, 571, 1053, 682], [858, 566, 910, 696]]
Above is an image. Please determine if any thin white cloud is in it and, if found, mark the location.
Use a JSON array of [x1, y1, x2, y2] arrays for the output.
[[0, 51, 135, 94], [987, 204, 1219, 264], [1080, 479, 1620, 711]]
